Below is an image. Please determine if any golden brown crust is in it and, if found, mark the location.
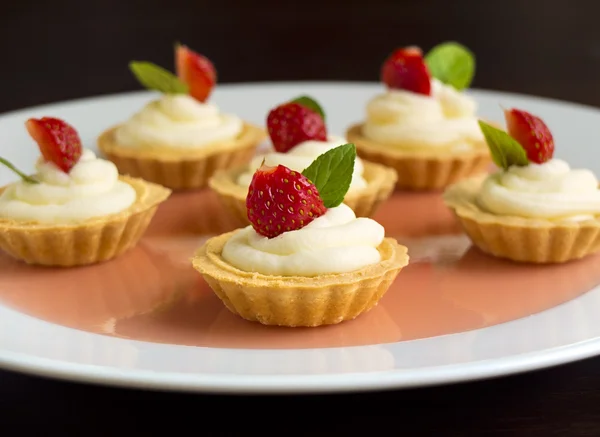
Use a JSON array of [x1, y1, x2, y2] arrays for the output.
[[346, 123, 491, 191], [192, 233, 409, 327], [0, 176, 171, 267], [208, 160, 397, 227], [97, 123, 267, 190], [444, 177, 600, 263]]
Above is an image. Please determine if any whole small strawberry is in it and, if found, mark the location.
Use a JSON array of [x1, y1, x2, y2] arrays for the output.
[[267, 101, 327, 153], [381, 46, 431, 95], [505, 109, 555, 164], [175, 43, 216, 102], [25, 117, 83, 173], [247, 164, 326, 238], [246, 143, 357, 239]]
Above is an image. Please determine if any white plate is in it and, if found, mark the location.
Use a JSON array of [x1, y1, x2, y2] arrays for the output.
[[1, 82, 599, 394]]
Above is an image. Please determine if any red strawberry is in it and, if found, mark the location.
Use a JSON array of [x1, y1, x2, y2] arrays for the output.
[[267, 103, 327, 153], [381, 46, 431, 95], [25, 117, 82, 173], [175, 44, 216, 102], [246, 164, 326, 238], [505, 109, 555, 164]]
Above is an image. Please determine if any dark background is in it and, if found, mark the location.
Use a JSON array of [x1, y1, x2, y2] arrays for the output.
[[3, 0, 600, 435], [3, 0, 600, 113]]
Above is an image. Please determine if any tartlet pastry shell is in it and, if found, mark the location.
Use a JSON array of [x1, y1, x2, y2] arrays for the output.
[[346, 123, 491, 191], [208, 160, 397, 226], [97, 123, 266, 190], [192, 233, 409, 327], [443, 176, 600, 263], [0, 176, 171, 267]]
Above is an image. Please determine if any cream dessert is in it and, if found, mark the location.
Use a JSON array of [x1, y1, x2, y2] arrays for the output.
[[236, 136, 368, 193], [444, 108, 600, 263], [0, 116, 170, 267], [222, 203, 383, 276], [97, 43, 265, 190], [346, 42, 491, 190], [476, 158, 600, 222], [0, 149, 135, 223], [209, 95, 397, 224], [193, 143, 408, 327], [362, 78, 484, 151], [114, 94, 243, 150]]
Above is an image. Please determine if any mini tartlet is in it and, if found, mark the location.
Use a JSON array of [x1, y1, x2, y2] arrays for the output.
[[444, 108, 600, 264], [346, 42, 491, 190], [98, 44, 266, 190], [193, 144, 408, 327], [209, 96, 397, 225], [0, 117, 170, 267]]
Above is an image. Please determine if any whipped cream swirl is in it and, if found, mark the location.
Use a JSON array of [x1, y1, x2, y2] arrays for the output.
[[114, 94, 243, 148], [363, 79, 484, 150], [237, 136, 367, 193], [477, 159, 600, 220], [221, 204, 384, 276], [0, 149, 136, 223]]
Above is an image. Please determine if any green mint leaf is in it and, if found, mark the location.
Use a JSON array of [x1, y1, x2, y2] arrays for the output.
[[129, 61, 189, 94], [0, 157, 38, 184], [425, 41, 475, 90], [478, 120, 529, 170], [301, 143, 356, 208], [290, 95, 326, 121]]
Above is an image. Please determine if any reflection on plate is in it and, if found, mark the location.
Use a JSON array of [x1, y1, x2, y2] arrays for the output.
[[2, 189, 600, 350]]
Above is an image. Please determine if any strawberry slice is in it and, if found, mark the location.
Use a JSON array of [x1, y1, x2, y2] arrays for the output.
[[25, 117, 83, 173], [175, 44, 216, 102], [505, 108, 555, 164], [246, 164, 326, 238], [266, 102, 327, 153], [381, 46, 431, 95]]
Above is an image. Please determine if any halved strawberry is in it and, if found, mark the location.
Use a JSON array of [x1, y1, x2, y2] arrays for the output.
[[266, 102, 327, 153], [381, 46, 431, 95], [505, 108, 555, 164], [246, 164, 326, 238], [175, 44, 216, 102], [25, 117, 82, 173]]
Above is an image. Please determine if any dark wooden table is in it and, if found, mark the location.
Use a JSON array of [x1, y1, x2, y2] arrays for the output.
[[2, 358, 600, 435], [2, 0, 600, 434]]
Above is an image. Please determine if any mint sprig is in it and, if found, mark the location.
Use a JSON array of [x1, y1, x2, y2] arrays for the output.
[[0, 157, 38, 184], [291, 95, 326, 121], [425, 41, 475, 90], [129, 61, 189, 94], [478, 120, 529, 170], [302, 143, 356, 208]]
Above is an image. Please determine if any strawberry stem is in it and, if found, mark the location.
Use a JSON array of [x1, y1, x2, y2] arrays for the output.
[[0, 157, 38, 184]]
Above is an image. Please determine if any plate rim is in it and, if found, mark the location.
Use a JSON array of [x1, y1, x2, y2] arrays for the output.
[[0, 337, 598, 394], [2, 80, 598, 118]]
